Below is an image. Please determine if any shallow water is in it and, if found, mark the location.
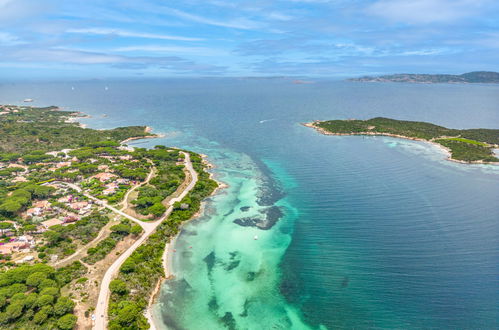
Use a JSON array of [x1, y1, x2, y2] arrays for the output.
[[1, 79, 498, 329]]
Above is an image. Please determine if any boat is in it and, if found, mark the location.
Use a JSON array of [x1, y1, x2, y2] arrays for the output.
[[23, 98, 33, 102], [254, 235, 258, 240]]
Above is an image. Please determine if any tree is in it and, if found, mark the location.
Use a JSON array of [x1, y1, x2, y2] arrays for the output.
[[110, 224, 130, 235], [0, 201, 23, 215], [24, 292, 38, 309], [43, 230, 62, 246], [35, 294, 54, 308], [120, 259, 136, 273], [39, 278, 57, 290], [0, 222, 13, 235], [5, 302, 23, 320], [130, 225, 142, 236], [57, 314, 77, 330], [116, 303, 140, 326], [148, 202, 166, 217], [33, 185, 55, 198], [109, 279, 128, 295], [22, 224, 37, 234], [26, 272, 46, 287], [53, 297, 75, 316], [33, 310, 48, 324], [40, 287, 59, 297]]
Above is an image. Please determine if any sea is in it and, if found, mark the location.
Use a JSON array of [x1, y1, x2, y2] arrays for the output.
[[1, 79, 498, 329]]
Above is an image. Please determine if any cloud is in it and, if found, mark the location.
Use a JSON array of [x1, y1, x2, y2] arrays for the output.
[[114, 45, 228, 56], [66, 28, 202, 41], [367, 0, 492, 24], [164, 7, 264, 30], [0, 46, 227, 74], [0, 32, 24, 46], [0, 0, 53, 24]]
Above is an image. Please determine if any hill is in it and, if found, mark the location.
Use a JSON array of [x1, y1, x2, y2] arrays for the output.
[[349, 71, 499, 84]]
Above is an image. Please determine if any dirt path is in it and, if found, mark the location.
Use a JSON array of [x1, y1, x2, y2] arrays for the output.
[[52, 218, 118, 268], [93, 152, 197, 330]]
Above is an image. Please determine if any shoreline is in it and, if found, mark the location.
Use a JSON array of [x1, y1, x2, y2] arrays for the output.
[[303, 121, 499, 165], [145, 155, 228, 329], [64, 107, 226, 329]]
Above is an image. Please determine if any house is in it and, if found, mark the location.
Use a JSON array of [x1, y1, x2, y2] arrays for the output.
[[0, 241, 30, 255], [40, 218, 64, 230], [12, 176, 28, 182], [63, 214, 80, 223], [70, 201, 89, 210], [26, 207, 43, 217], [102, 183, 118, 195], [91, 172, 117, 183], [58, 195, 72, 203], [98, 164, 109, 171], [56, 161, 72, 168], [8, 163, 27, 170], [33, 200, 51, 209]]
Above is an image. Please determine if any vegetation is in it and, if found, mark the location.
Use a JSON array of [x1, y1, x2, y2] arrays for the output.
[[0, 104, 216, 329], [82, 219, 142, 265], [314, 117, 499, 162], [38, 212, 110, 261], [0, 105, 153, 154], [0, 262, 85, 329], [131, 147, 185, 218], [108, 152, 217, 329], [349, 71, 499, 84]]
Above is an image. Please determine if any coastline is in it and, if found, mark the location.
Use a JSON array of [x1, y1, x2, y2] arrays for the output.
[[69, 108, 226, 329], [303, 121, 499, 165], [145, 155, 228, 329]]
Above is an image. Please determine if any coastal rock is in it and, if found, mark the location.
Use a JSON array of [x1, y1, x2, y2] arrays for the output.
[[233, 206, 284, 230]]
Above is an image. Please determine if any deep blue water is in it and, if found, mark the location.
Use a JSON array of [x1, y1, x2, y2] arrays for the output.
[[1, 79, 498, 329]]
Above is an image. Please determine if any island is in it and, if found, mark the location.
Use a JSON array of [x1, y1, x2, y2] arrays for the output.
[[0, 105, 218, 329], [349, 71, 499, 84], [305, 117, 499, 164]]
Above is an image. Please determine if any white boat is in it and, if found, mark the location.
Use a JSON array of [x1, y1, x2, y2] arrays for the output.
[[254, 235, 258, 240], [23, 98, 33, 102]]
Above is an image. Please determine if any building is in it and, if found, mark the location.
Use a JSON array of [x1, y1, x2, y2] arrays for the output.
[[91, 172, 117, 183], [39, 218, 64, 230]]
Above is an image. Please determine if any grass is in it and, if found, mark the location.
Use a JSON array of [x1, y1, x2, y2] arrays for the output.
[[441, 137, 488, 146]]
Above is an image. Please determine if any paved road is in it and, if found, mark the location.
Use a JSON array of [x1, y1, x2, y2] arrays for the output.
[[93, 152, 197, 330]]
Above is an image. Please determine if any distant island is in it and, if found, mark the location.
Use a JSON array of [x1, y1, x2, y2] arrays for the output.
[[349, 71, 499, 84], [305, 117, 499, 164]]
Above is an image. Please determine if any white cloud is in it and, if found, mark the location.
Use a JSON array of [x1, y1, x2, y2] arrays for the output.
[[114, 45, 228, 56], [367, 0, 492, 24], [167, 8, 264, 30], [66, 28, 203, 41], [0, 32, 24, 45]]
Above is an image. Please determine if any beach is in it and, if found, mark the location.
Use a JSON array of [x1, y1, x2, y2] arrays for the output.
[[144, 156, 227, 329], [304, 121, 499, 165]]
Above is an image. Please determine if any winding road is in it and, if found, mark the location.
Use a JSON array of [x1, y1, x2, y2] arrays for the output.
[[93, 152, 197, 330]]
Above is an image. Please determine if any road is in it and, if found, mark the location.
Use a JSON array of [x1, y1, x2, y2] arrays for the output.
[[93, 152, 197, 330]]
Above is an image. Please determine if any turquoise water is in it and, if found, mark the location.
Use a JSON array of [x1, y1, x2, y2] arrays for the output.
[[1, 79, 498, 329]]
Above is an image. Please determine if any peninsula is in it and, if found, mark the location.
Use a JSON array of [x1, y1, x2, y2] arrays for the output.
[[0, 105, 217, 329], [305, 117, 499, 164], [349, 71, 499, 84]]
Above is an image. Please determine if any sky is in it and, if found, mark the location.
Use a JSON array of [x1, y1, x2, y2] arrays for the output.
[[1, 0, 499, 79]]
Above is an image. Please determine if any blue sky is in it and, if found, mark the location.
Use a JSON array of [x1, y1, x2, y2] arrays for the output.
[[1, 0, 499, 79]]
